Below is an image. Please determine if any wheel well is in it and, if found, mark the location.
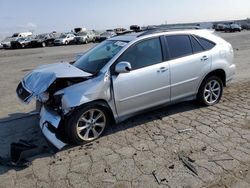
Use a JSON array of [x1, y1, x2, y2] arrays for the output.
[[204, 69, 226, 86]]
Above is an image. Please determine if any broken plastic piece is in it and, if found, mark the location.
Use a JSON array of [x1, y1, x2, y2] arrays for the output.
[[0, 156, 30, 168], [177, 128, 193, 133], [11, 140, 37, 163], [208, 158, 233, 162], [152, 170, 161, 185], [178, 151, 198, 176]]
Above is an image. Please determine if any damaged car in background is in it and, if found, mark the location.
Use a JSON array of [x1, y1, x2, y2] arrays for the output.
[[1, 37, 14, 49], [10, 37, 33, 49], [16, 29, 235, 149]]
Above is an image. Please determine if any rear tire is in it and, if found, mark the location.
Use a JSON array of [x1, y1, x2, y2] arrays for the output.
[[197, 76, 223, 106], [64, 105, 109, 144]]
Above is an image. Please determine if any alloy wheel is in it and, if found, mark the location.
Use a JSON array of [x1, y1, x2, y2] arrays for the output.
[[76, 109, 106, 141], [203, 80, 221, 104]]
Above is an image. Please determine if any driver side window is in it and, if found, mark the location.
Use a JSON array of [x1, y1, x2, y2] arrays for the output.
[[118, 37, 163, 70]]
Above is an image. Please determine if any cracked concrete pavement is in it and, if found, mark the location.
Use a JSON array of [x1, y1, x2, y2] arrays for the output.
[[0, 31, 250, 188]]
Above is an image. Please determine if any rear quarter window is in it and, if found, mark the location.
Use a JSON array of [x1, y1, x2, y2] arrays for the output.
[[190, 36, 204, 54], [195, 36, 216, 50]]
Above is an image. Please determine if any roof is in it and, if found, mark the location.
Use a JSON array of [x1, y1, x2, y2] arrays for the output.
[[108, 28, 224, 45], [109, 32, 143, 42]]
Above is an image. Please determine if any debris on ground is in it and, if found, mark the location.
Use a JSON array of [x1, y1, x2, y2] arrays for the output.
[[178, 151, 198, 176], [208, 158, 234, 162], [177, 128, 193, 133], [0, 139, 51, 168], [152, 170, 161, 185], [169, 164, 175, 169], [201, 146, 207, 151]]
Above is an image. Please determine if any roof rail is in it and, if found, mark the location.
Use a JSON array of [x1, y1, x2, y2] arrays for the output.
[[137, 25, 201, 37]]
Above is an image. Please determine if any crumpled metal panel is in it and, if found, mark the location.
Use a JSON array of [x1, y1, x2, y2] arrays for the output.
[[22, 62, 91, 103]]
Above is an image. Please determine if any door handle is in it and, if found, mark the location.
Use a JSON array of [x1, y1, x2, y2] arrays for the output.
[[201, 56, 209, 61], [157, 67, 168, 73]]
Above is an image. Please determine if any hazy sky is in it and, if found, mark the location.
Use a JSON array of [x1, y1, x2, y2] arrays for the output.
[[0, 0, 250, 37]]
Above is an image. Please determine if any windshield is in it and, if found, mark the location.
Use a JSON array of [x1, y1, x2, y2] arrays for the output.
[[36, 34, 47, 39], [73, 40, 128, 74]]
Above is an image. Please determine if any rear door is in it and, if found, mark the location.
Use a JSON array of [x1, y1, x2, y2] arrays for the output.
[[112, 37, 170, 117], [165, 34, 212, 101]]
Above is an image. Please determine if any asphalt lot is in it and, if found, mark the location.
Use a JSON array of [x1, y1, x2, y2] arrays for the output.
[[0, 31, 250, 188]]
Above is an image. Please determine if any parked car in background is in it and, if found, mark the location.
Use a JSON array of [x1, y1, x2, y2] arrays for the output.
[[54, 33, 75, 45], [214, 24, 228, 31], [1, 37, 15, 49], [225, 24, 242, 32], [74, 31, 96, 44], [95, 31, 116, 42], [241, 24, 250, 30], [16, 29, 235, 149], [10, 37, 33, 49], [114, 28, 127, 34], [30, 33, 61, 47], [12, 32, 32, 38], [130, 25, 141, 32], [0, 42, 3, 49], [73, 27, 87, 34], [74, 32, 88, 44]]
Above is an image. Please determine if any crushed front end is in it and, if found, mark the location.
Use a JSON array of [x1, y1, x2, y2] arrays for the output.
[[16, 62, 92, 150]]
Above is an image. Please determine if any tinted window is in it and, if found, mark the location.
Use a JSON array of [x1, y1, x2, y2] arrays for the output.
[[166, 35, 193, 59], [190, 36, 204, 53], [196, 36, 215, 50], [118, 37, 162, 70]]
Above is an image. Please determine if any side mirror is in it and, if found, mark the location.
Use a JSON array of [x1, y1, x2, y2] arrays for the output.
[[115, 61, 132, 74]]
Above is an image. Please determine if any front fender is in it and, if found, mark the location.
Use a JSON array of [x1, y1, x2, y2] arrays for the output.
[[59, 72, 113, 111]]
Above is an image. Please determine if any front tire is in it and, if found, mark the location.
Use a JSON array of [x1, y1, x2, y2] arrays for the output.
[[65, 105, 109, 144], [197, 76, 223, 106]]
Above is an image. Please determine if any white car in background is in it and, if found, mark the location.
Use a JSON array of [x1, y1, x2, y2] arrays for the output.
[[1, 37, 13, 49], [54, 33, 76, 45]]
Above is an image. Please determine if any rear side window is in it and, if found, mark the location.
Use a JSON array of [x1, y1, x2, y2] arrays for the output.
[[117, 37, 163, 70], [166, 35, 193, 59], [190, 36, 204, 53], [195, 36, 215, 50]]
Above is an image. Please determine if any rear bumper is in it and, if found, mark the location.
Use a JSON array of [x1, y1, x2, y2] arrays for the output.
[[39, 106, 67, 150]]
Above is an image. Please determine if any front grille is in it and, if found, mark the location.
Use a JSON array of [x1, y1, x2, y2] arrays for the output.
[[16, 82, 32, 102]]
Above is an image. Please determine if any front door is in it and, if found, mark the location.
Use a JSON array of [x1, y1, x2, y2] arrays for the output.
[[112, 37, 171, 117]]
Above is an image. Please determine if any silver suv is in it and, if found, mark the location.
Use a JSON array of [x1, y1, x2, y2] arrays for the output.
[[16, 29, 236, 149]]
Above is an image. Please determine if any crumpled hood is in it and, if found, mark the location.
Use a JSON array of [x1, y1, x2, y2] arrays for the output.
[[18, 62, 91, 103]]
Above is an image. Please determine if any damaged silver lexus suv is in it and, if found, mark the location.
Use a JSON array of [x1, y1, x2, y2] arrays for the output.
[[16, 29, 236, 149]]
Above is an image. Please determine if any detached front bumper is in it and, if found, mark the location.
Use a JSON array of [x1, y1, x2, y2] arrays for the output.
[[39, 106, 67, 150]]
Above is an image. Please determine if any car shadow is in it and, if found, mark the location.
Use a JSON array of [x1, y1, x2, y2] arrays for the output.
[[0, 101, 204, 175]]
